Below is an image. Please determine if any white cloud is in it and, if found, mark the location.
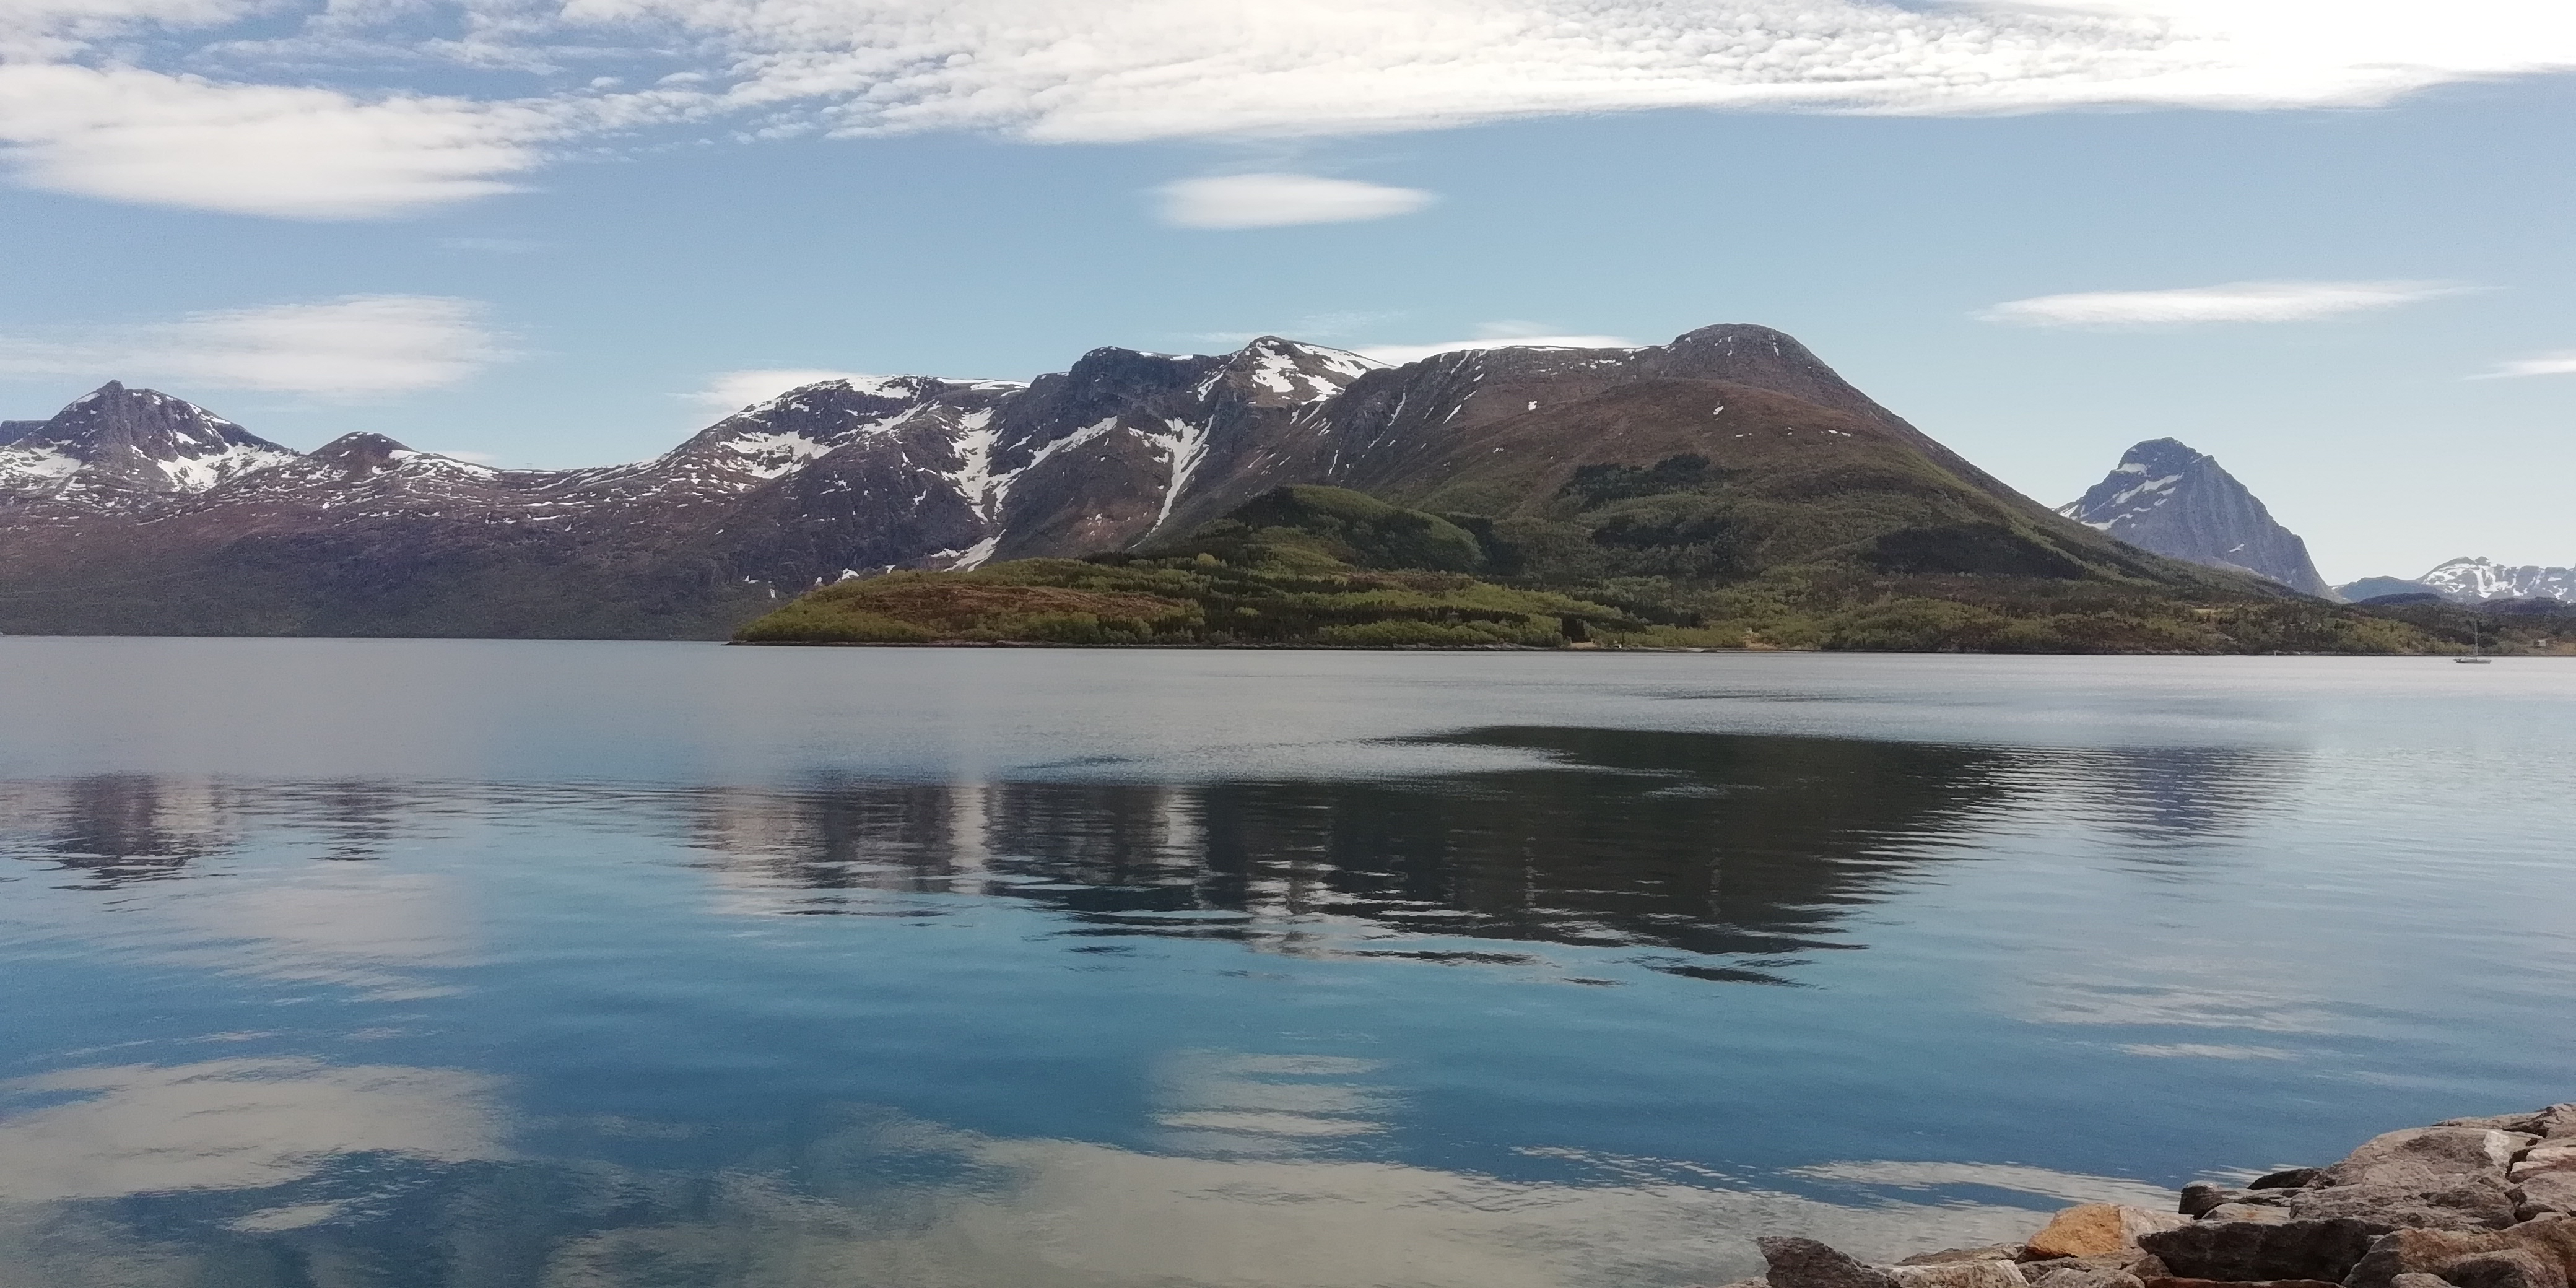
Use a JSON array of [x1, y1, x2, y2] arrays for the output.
[[15, 2, 2576, 219], [1357, 320, 1638, 365], [580, 0, 2576, 142], [0, 64, 563, 219], [1975, 279, 2465, 328], [0, 295, 514, 398], [687, 368, 877, 412], [1158, 173, 1435, 229], [2479, 351, 2576, 379]]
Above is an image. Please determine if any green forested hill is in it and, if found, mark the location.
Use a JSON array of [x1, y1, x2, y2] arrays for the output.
[[736, 485, 2464, 653]]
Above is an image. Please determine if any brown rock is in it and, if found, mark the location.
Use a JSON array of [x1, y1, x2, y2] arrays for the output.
[[2443, 1249, 2569, 1288], [2138, 1218, 2386, 1283], [2254, 1171, 2326, 1191], [2341, 1227, 2505, 1288], [2498, 1217, 2576, 1278], [2541, 1108, 2576, 1142], [2339, 1216, 2576, 1288], [2032, 1206, 2197, 1258], [2388, 1276, 2451, 1288], [1762, 1237, 1900, 1288]]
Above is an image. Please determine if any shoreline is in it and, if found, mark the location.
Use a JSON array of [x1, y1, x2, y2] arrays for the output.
[[1713, 1103, 2575, 1288]]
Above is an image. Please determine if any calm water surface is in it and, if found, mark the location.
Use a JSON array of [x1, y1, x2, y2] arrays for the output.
[[1, 640, 2571, 1288]]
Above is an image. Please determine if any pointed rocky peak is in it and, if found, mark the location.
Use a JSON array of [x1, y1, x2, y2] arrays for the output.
[[2061, 438, 2333, 596], [2, 381, 298, 499], [2061, 438, 2216, 529]]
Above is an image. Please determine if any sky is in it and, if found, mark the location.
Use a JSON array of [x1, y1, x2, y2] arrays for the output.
[[2, 2, 2573, 583]]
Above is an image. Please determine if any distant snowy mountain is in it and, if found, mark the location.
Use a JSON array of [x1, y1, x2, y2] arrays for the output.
[[2058, 438, 2333, 597], [2336, 557, 2575, 604], [0, 381, 298, 503]]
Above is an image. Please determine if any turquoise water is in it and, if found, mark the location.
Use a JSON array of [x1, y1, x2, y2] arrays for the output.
[[1, 640, 2570, 1287]]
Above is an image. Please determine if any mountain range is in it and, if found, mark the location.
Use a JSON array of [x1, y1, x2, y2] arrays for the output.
[[7, 323, 2289, 640], [2336, 558, 2576, 605]]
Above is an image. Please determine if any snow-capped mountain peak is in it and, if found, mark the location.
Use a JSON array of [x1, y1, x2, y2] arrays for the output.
[[1219, 337, 1384, 406], [1, 381, 299, 503], [2417, 557, 2575, 603]]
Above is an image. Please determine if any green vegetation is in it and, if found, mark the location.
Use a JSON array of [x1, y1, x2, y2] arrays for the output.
[[738, 481, 2479, 653], [738, 492, 1638, 648]]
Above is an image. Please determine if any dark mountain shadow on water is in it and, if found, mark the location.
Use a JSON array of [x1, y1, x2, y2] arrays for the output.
[[684, 728, 2050, 978]]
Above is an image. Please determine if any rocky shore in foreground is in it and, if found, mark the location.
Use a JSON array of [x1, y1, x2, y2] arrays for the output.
[[1715, 1103, 2576, 1288]]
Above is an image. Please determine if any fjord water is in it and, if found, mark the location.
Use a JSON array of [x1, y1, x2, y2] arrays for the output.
[[2, 642, 2571, 1288]]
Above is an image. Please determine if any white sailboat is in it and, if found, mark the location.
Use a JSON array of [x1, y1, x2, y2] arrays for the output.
[[2457, 614, 2492, 663]]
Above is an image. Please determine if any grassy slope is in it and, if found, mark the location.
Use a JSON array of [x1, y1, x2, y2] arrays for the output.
[[738, 485, 2466, 653]]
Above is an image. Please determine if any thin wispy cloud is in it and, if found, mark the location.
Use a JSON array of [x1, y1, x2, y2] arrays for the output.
[[1977, 281, 2466, 329], [1357, 321, 1638, 365], [686, 369, 876, 412], [2477, 351, 2576, 379], [0, 295, 513, 398], [12, 2, 2576, 218], [1158, 174, 1435, 230]]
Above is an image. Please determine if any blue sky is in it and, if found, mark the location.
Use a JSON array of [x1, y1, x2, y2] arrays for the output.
[[2, 1, 2572, 582]]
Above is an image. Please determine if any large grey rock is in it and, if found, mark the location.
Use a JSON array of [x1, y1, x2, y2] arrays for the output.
[[1762, 1237, 1901, 1288], [2541, 1108, 2576, 1141], [2208, 1203, 2299, 1224], [1903, 1247, 2032, 1266], [2520, 1173, 2576, 1220], [2514, 1144, 2576, 1182], [1887, 1261, 2028, 1288], [2185, 1185, 2246, 1218], [2253, 1170, 2326, 1191], [2443, 1249, 2569, 1288], [2138, 1218, 2386, 1282], [2287, 1178, 2520, 1232], [2443, 1115, 2555, 1135], [2324, 1131, 2535, 1191], [2029, 1264, 2144, 1288]]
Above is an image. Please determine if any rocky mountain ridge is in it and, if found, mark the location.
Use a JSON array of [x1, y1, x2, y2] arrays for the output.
[[2337, 558, 2575, 605], [0, 323, 2264, 638], [2058, 438, 2334, 598]]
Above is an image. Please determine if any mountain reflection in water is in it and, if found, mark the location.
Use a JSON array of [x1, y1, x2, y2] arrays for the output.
[[2, 664, 2568, 1288], [678, 729, 2051, 977], [0, 728, 2305, 980]]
